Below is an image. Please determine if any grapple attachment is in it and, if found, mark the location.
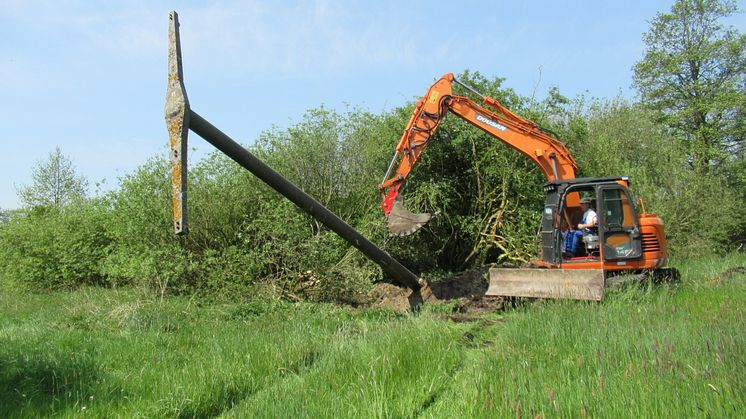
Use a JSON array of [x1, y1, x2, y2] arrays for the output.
[[386, 195, 435, 237]]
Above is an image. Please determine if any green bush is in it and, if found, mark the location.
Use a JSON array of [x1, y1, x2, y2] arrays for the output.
[[100, 107, 394, 300], [564, 98, 742, 255], [0, 200, 112, 291], [1, 72, 742, 298], [379, 71, 547, 270], [102, 158, 188, 293]]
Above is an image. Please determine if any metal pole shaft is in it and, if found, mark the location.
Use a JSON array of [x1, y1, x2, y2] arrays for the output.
[[188, 110, 422, 291]]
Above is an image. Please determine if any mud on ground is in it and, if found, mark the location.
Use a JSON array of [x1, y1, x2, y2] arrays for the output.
[[366, 265, 504, 313]]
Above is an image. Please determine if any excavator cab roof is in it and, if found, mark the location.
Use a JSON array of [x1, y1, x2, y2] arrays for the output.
[[545, 176, 628, 187], [543, 177, 630, 194]]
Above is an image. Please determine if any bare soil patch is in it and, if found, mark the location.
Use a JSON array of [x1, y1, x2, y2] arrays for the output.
[[367, 266, 504, 313]]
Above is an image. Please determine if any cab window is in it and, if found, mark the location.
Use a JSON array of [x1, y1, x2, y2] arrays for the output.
[[602, 189, 635, 228]]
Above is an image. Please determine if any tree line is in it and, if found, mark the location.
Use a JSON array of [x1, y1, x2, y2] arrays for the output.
[[0, 0, 743, 300]]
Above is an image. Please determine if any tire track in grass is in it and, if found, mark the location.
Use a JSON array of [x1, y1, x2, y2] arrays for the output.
[[217, 332, 371, 417], [221, 317, 463, 417], [411, 356, 467, 418], [413, 315, 504, 418], [175, 349, 324, 419], [136, 303, 344, 419], [200, 317, 389, 418]]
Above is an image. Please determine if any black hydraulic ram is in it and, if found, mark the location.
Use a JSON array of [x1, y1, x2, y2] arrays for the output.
[[164, 11, 422, 291]]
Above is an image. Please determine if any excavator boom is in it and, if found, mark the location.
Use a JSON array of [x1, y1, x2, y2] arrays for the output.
[[379, 73, 577, 234]]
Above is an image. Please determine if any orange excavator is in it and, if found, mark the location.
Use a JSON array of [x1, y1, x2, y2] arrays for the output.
[[379, 73, 673, 300]]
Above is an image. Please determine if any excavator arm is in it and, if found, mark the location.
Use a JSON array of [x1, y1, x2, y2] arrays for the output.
[[379, 73, 578, 236]]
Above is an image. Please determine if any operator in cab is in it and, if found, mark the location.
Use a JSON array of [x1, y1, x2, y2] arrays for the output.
[[563, 197, 598, 257], [577, 198, 597, 230]]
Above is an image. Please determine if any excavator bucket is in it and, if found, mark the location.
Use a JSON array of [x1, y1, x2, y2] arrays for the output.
[[386, 196, 435, 236], [486, 268, 604, 301]]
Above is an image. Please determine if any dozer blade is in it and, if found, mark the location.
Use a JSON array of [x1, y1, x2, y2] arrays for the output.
[[487, 268, 604, 301], [387, 197, 435, 237]]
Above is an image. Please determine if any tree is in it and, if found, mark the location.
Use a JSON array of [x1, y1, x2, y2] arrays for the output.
[[633, 0, 745, 173], [18, 147, 88, 208], [565, 97, 741, 253]]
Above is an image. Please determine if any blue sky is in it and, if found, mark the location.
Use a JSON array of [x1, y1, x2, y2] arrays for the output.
[[1, 1, 743, 209]]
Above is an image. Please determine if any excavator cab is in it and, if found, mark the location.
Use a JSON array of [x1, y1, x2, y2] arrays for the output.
[[542, 177, 643, 267]]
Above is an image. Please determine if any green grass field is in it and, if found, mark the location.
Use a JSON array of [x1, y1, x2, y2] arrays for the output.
[[1, 253, 744, 418]]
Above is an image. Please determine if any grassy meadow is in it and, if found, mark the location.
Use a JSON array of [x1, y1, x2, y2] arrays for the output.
[[3, 4, 744, 417], [1, 253, 744, 418]]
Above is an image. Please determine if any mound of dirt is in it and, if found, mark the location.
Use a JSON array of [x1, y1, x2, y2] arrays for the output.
[[367, 282, 414, 312], [367, 266, 503, 313]]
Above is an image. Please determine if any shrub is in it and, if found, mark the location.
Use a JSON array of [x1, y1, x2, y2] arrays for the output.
[[564, 98, 742, 255], [0, 200, 112, 291]]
